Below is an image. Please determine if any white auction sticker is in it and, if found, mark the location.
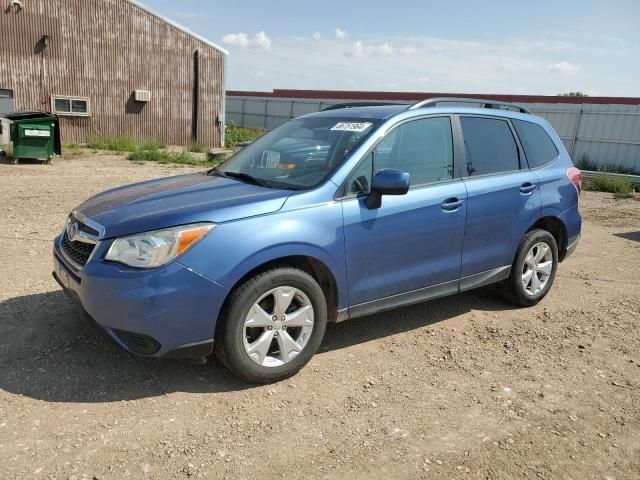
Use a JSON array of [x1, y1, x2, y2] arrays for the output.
[[330, 122, 372, 132], [24, 129, 50, 137]]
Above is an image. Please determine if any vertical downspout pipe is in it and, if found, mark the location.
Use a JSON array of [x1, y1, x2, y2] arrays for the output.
[[192, 50, 200, 143]]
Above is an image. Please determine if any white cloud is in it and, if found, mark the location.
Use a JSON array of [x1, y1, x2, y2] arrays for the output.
[[344, 40, 364, 57], [547, 62, 580, 74], [254, 31, 272, 51], [497, 61, 534, 72], [344, 41, 394, 58], [399, 46, 417, 55], [373, 43, 394, 56], [222, 32, 249, 48], [312, 32, 322, 41], [335, 28, 348, 40], [418, 76, 430, 83], [222, 31, 272, 51]]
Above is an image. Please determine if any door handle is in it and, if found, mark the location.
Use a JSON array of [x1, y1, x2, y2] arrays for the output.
[[520, 183, 537, 194], [442, 198, 464, 211]]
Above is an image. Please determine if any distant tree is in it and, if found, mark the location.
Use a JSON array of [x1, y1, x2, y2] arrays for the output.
[[557, 91, 589, 97]]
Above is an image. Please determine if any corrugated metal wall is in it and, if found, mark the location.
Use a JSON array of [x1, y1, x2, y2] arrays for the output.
[[0, 0, 225, 147], [227, 96, 640, 172]]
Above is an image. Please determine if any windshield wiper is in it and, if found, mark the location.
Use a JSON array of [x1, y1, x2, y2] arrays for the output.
[[210, 168, 270, 188]]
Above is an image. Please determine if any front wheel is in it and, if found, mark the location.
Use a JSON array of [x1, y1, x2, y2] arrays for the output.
[[501, 229, 558, 307], [215, 267, 327, 383]]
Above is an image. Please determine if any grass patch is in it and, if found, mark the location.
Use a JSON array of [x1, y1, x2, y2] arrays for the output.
[[63, 142, 82, 158], [225, 123, 265, 150], [88, 135, 165, 152], [189, 142, 207, 153], [128, 147, 202, 166], [613, 192, 635, 199], [575, 154, 637, 175], [584, 175, 634, 195]]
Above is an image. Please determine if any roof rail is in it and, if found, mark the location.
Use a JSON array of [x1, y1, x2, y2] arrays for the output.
[[409, 97, 532, 114], [321, 101, 408, 111]]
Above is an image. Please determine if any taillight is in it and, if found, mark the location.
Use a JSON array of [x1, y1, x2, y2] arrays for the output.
[[567, 167, 582, 196]]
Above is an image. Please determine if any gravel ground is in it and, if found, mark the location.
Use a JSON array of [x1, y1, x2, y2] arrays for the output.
[[0, 154, 639, 480]]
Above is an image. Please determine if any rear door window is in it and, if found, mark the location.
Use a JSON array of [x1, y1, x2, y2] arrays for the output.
[[460, 117, 520, 176], [512, 119, 559, 168]]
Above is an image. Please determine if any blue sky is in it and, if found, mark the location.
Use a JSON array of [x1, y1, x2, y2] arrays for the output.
[[142, 0, 640, 96]]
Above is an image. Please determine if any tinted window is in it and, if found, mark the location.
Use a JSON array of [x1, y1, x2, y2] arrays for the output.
[[512, 119, 559, 168], [347, 117, 453, 195], [375, 117, 453, 185], [461, 117, 519, 175]]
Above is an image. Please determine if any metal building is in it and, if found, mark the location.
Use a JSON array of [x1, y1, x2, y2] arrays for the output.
[[0, 0, 228, 147]]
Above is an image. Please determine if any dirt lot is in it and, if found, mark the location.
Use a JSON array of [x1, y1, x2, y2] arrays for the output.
[[1, 154, 639, 480]]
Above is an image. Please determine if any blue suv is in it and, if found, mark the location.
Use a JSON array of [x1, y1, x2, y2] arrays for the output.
[[53, 98, 582, 383]]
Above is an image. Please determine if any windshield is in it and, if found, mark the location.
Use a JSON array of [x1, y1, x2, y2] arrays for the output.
[[213, 117, 380, 190]]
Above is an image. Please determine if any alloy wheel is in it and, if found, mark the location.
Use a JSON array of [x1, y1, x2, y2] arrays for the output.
[[243, 286, 315, 367], [522, 242, 554, 296]]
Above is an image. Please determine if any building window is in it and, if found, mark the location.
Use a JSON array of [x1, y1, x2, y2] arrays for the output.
[[51, 96, 90, 116]]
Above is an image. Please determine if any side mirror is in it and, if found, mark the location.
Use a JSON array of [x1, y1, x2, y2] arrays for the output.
[[365, 168, 410, 209]]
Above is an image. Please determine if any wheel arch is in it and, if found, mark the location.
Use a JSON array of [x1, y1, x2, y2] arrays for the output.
[[526, 215, 569, 261], [217, 254, 341, 338]]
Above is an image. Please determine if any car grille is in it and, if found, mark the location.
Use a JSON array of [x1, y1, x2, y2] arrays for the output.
[[61, 230, 96, 266]]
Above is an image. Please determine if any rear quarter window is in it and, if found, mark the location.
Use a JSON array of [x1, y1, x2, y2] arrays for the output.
[[512, 119, 559, 168]]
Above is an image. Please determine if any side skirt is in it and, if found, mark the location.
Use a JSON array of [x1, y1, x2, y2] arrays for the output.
[[336, 265, 511, 322]]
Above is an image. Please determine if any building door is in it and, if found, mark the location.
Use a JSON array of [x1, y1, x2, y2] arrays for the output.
[[0, 90, 14, 114]]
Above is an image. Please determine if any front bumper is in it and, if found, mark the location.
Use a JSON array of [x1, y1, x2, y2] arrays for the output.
[[53, 234, 229, 358]]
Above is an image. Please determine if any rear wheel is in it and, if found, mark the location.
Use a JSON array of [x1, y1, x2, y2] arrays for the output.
[[501, 229, 558, 307], [215, 267, 327, 383]]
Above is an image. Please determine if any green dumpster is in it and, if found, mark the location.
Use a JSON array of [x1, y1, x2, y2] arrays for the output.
[[3, 111, 61, 164]]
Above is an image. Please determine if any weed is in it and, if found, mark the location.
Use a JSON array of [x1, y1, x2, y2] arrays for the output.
[[88, 135, 165, 152], [613, 192, 635, 199], [225, 123, 265, 150], [63, 142, 82, 157], [584, 175, 633, 195], [128, 147, 202, 166], [575, 154, 637, 175], [189, 142, 207, 153]]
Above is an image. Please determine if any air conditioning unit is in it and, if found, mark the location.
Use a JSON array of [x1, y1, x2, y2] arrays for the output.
[[134, 90, 151, 102]]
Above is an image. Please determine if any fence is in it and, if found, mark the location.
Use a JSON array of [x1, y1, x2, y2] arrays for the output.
[[226, 95, 640, 173]]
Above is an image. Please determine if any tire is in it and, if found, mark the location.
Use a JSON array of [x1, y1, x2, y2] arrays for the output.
[[215, 267, 327, 383], [500, 229, 558, 307]]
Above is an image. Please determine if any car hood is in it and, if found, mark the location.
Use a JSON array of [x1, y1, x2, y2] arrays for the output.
[[76, 172, 292, 238]]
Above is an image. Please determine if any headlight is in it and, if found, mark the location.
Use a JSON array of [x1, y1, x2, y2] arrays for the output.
[[105, 223, 215, 268]]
